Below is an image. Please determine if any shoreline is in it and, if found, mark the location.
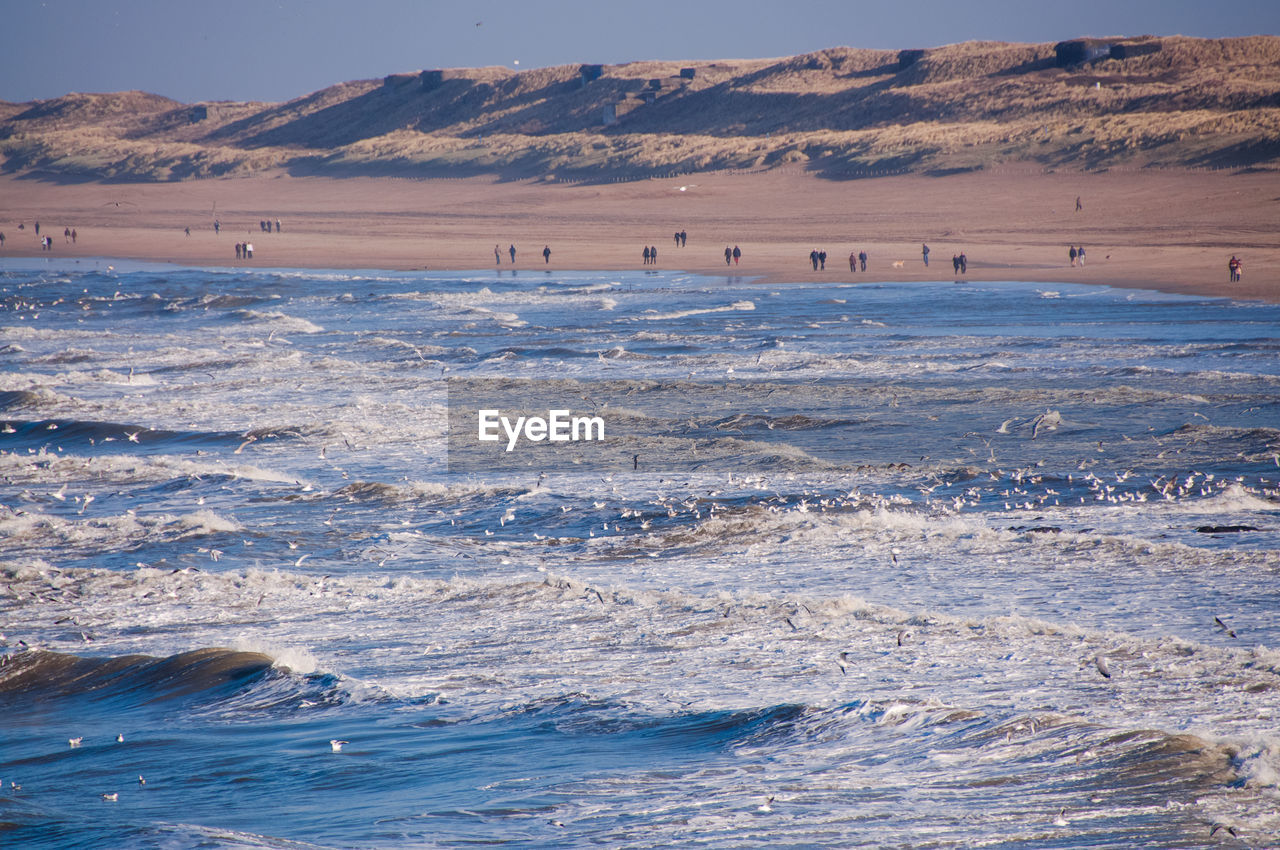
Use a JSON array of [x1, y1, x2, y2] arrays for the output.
[[0, 255, 1262, 306], [1, 169, 1275, 302]]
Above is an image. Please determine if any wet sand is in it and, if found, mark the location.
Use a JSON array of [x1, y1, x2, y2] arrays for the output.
[[1, 168, 1276, 301]]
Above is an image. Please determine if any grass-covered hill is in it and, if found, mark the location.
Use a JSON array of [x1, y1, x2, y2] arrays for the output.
[[3, 35, 1278, 182]]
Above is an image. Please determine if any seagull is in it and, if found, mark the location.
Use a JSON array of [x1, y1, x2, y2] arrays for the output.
[[836, 651, 849, 675], [757, 796, 774, 813], [1209, 824, 1238, 838], [1054, 807, 1069, 827], [1213, 616, 1237, 639], [138, 775, 146, 786], [1094, 655, 1112, 679], [102, 792, 118, 801], [330, 739, 348, 752], [69, 737, 83, 748], [115, 733, 124, 743]]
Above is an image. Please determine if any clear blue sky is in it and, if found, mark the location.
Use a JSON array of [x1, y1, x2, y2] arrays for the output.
[[2, 0, 1277, 104]]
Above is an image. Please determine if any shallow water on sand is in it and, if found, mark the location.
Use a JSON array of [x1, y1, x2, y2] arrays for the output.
[[2, 259, 1279, 848]]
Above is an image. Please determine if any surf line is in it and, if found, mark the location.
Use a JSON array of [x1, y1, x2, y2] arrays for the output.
[[477, 409, 605, 452]]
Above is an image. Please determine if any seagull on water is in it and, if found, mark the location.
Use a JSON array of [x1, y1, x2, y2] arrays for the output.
[[1094, 655, 1112, 679], [102, 792, 118, 801], [69, 737, 83, 748], [757, 796, 774, 813], [330, 739, 348, 752]]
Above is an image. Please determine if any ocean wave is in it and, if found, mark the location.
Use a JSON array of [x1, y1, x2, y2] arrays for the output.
[[0, 647, 275, 704], [639, 301, 756, 321], [0, 449, 312, 488], [0, 507, 244, 555], [228, 310, 324, 334]]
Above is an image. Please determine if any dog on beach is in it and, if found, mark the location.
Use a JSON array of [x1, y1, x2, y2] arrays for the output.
[[891, 260, 905, 268]]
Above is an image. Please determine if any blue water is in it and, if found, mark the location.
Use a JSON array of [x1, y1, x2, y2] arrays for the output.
[[2, 259, 1279, 848]]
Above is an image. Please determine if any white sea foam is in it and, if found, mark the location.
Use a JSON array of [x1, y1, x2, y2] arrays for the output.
[[639, 300, 755, 321]]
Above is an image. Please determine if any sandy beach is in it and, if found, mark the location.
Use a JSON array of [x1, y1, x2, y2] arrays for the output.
[[1, 168, 1276, 301]]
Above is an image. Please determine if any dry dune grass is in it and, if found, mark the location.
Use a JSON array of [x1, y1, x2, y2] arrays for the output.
[[3, 37, 1277, 304], [1, 36, 1278, 183]]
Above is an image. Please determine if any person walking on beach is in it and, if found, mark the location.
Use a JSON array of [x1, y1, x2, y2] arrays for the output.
[[246, 242, 254, 259], [1075, 195, 1083, 212], [858, 250, 867, 272], [236, 242, 242, 260], [818, 250, 827, 270], [674, 231, 681, 248], [1069, 246, 1078, 267], [681, 230, 687, 247], [34, 221, 39, 236], [922, 243, 930, 267], [732, 245, 740, 265], [509, 244, 516, 263], [542, 245, 551, 264], [849, 251, 857, 271], [495, 244, 502, 266], [214, 219, 220, 235], [810, 250, 819, 271], [725, 246, 732, 266], [64, 227, 71, 243], [959, 252, 967, 274], [650, 245, 657, 264], [71, 228, 76, 243], [1077, 246, 1086, 266], [1229, 255, 1242, 282], [643, 246, 651, 265], [0, 232, 6, 249]]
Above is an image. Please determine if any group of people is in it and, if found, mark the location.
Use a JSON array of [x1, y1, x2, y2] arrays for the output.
[[0, 224, 78, 250], [1068, 245, 1087, 266], [494, 244, 518, 264], [807, 249, 869, 271], [1228, 255, 1244, 282], [952, 253, 968, 274], [234, 241, 255, 259], [672, 230, 688, 247], [642, 245, 659, 264], [259, 219, 282, 233], [724, 245, 741, 265]]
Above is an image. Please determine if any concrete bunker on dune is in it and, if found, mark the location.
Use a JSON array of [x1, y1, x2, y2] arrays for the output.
[[1054, 36, 1163, 66]]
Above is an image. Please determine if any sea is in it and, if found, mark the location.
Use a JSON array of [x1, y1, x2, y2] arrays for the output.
[[1, 258, 1278, 848]]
